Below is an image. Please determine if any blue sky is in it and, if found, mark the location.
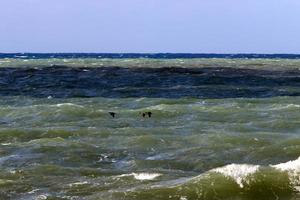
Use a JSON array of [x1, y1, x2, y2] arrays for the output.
[[1, 0, 300, 53]]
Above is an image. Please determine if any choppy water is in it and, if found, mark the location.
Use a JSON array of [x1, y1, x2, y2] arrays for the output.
[[2, 54, 300, 200]]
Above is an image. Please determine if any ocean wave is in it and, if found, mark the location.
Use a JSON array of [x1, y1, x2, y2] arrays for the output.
[[198, 157, 300, 190], [264, 104, 300, 111], [272, 157, 300, 189], [210, 163, 260, 188], [119, 157, 300, 200]]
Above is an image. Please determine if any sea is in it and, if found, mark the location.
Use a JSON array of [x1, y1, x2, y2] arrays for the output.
[[1, 53, 300, 199]]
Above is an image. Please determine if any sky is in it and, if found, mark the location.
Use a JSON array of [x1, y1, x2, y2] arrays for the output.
[[1, 0, 300, 53]]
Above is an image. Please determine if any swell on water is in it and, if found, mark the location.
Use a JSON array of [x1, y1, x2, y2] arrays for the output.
[[111, 157, 300, 200]]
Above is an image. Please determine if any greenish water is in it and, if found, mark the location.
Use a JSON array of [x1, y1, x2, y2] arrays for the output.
[[1, 97, 300, 199], [1, 57, 300, 199]]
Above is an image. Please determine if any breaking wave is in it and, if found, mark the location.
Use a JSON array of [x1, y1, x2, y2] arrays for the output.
[[118, 157, 300, 200]]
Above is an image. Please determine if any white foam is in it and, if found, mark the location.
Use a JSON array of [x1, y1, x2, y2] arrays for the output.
[[36, 195, 48, 200], [15, 55, 28, 58], [117, 173, 161, 181], [133, 173, 161, 180], [211, 164, 259, 188], [272, 157, 300, 187], [56, 103, 84, 108], [272, 157, 300, 172], [287, 104, 300, 108], [27, 189, 39, 194], [267, 104, 300, 111], [135, 98, 145, 102], [68, 181, 89, 187], [147, 104, 167, 110], [210, 157, 300, 191], [0, 60, 11, 63], [1, 143, 11, 146]]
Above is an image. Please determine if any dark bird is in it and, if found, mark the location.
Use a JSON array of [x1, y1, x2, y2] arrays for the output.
[[147, 112, 152, 118], [109, 112, 116, 118], [141, 112, 152, 118]]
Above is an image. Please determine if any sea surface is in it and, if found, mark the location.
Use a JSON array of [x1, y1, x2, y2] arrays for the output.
[[2, 54, 300, 199]]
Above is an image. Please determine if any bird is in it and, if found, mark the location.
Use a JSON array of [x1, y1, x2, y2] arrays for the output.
[[109, 112, 116, 118], [141, 112, 152, 118]]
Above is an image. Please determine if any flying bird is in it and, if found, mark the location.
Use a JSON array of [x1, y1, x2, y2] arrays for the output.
[[109, 112, 116, 118]]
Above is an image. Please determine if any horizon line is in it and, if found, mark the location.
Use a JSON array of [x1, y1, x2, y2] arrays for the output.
[[1, 52, 300, 55]]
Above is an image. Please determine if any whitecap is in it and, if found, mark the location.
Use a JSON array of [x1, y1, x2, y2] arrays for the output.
[[68, 181, 89, 187], [206, 157, 300, 190], [55, 103, 84, 108], [133, 173, 161, 180], [15, 55, 28, 58], [0, 60, 11, 63], [272, 157, 300, 172], [116, 173, 161, 181], [266, 104, 300, 111], [211, 164, 259, 188], [36, 195, 48, 200], [135, 98, 145, 102], [27, 189, 40, 194], [272, 157, 300, 187], [145, 104, 169, 111], [1, 143, 11, 146]]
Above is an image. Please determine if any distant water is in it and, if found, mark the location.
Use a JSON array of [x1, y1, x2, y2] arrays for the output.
[[1, 53, 300, 59], [2, 54, 300, 199]]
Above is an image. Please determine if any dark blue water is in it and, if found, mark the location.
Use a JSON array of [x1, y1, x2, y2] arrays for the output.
[[1, 53, 300, 59], [1, 66, 300, 98]]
